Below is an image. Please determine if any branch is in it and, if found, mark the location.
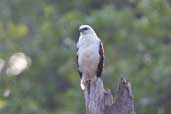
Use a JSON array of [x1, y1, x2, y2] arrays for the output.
[[83, 74, 136, 114]]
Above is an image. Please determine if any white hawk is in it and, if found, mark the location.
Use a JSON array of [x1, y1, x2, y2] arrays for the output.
[[76, 25, 104, 91]]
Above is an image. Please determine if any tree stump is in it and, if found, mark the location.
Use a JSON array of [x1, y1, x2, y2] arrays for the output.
[[83, 74, 136, 114]]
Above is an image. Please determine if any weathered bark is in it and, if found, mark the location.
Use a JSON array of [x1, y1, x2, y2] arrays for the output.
[[83, 74, 136, 114]]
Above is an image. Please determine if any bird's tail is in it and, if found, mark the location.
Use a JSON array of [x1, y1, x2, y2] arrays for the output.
[[87, 81, 91, 95]]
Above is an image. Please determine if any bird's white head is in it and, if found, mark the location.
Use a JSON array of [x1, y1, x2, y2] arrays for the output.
[[79, 25, 96, 36]]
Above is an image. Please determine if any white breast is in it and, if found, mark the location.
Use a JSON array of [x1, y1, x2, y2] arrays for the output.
[[77, 34, 100, 79], [77, 34, 100, 60]]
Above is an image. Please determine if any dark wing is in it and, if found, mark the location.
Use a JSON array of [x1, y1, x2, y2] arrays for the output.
[[76, 48, 82, 78], [96, 41, 104, 77]]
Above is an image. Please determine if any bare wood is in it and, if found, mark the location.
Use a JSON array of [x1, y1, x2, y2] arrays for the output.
[[83, 74, 136, 114]]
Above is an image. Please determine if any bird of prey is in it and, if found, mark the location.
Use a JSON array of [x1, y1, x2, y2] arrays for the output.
[[76, 25, 104, 91]]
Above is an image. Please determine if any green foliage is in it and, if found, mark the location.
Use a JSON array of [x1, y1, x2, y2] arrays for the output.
[[0, 0, 171, 114]]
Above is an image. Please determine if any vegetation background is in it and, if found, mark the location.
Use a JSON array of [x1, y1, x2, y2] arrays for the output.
[[0, 0, 171, 114]]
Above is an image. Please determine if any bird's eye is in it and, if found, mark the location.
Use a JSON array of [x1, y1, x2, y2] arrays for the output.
[[83, 27, 88, 31]]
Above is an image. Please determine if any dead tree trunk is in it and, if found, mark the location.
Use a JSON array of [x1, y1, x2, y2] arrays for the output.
[[83, 74, 136, 114]]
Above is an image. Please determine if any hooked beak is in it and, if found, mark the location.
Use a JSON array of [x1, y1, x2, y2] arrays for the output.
[[79, 28, 83, 33]]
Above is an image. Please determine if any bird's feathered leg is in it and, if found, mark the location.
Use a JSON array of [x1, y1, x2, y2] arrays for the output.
[[80, 79, 85, 90]]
